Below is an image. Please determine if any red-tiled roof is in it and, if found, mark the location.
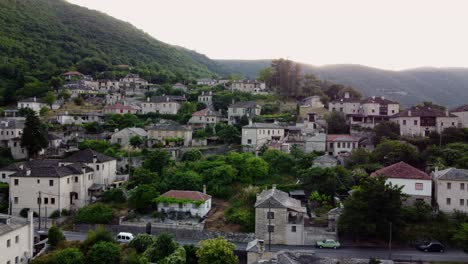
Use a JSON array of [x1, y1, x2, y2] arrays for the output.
[[326, 134, 360, 142], [451, 104, 468, 113], [371, 161, 430, 180], [192, 108, 221, 117], [104, 103, 135, 111], [392, 105, 457, 118], [160, 190, 211, 201], [63, 71, 83, 76]]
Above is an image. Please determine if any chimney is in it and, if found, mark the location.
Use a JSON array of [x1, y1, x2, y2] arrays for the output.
[[26, 169, 31, 176], [166, 97, 169, 102], [19, 164, 24, 170], [446, 110, 449, 117], [146, 97, 150, 102], [114, 128, 119, 133], [93, 154, 97, 163], [272, 184, 277, 191], [81, 166, 86, 175], [203, 185, 207, 194], [33, 97, 36, 102], [344, 92, 350, 99], [258, 240, 265, 253], [381, 96, 385, 100], [408, 110, 412, 117], [248, 119, 253, 126]]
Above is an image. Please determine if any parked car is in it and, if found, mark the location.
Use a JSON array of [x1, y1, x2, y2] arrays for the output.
[[116, 232, 134, 243], [316, 239, 341, 249], [417, 240, 445, 253]]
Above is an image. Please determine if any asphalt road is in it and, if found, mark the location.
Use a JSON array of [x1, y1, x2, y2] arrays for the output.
[[63, 231, 468, 262]]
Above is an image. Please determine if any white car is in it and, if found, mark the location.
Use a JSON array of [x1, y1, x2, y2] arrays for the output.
[[116, 232, 134, 243]]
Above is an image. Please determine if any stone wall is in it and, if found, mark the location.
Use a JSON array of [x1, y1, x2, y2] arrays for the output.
[[73, 223, 254, 243]]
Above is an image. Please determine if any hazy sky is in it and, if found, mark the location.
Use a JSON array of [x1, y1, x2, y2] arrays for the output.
[[68, 0, 468, 70]]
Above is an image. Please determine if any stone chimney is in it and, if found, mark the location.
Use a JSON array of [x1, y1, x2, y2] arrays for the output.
[[372, 96, 375, 100], [408, 110, 412, 116], [19, 164, 24, 170], [248, 119, 253, 126], [344, 92, 350, 99], [166, 97, 170, 102], [203, 185, 207, 194], [146, 97, 150, 102], [82, 166, 86, 175], [93, 154, 97, 164], [26, 169, 31, 176], [33, 97, 36, 102], [381, 96, 385, 100], [258, 240, 265, 253], [272, 184, 277, 191], [446, 110, 449, 117]]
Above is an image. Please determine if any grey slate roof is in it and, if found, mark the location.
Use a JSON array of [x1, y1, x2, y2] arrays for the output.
[[11, 163, 93, 178], [313, 155, 338, 164], [0, 214, 29, 236], [243, 123, 284, 129], [150, 95, 186, 103], [437, 168, 468, 181], [1, 160, 61, 171], [255, 187, 306, 213], [63, 149, 115, 163], [451, 104, 468, 112], [229, 101, 259, 108], [0, 119, 25, 129], [146, 124, 191, 131]]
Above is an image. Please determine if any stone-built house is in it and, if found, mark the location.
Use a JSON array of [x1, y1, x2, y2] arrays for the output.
[[105, 93, 123, 105], [255, 185, 307, 245], [103, 103, 139, 115], [433, 168, 468, 213], [56, 112, 104, 125], [146, 124, 193, 147], [98, 79, 120, 91], [390, 105, 459, 137], [110, 127, 147, 148], [0, 212, 34, 264], [141, 95, 187, 115], [156, 189, 212, 218], [17, 97, 46, 113], [328, 93, 361, 116], [451, 104, 468, 128], [325, 134, 360, 157], [172, 83, 188, 92], [120, 73, 149, 89], [196, 78, 216, 86], [312, 155, 338, 168], [188, 108, 222, 128], [371, 161, 432, 204], [231, 80, 266, 94], [228, 101, 262, 125], [0, 118, 24, 145], [242, 123, 285, 153], [198, 91, 213, 107], [300, 96, 324, 108]]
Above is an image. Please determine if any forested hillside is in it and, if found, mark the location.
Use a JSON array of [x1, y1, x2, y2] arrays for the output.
[[0, 0, 217, 104]]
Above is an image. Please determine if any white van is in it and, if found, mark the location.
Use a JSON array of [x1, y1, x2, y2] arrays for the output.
[[116, 232, 134, 243]]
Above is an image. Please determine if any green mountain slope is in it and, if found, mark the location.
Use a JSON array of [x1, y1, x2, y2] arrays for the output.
[[0, 0, 216, 103]]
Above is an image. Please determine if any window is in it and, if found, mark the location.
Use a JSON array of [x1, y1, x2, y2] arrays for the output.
[[75, 177, 78, 183], [414, 120, 418, 125], [291, 226, 296, 232], [247, 139, 252, 144], [96, 165, 100, 171], [37, 197, 41, 204], [49, 180, 54, 186], [403, 120, 407, 125], [15, 256, 18, 264], [51, 198, 55, 205], [178, 203, 183, 209], [67, 178, 70, 184], [447, 198, 451, 205], [267, 225, 274, 232], [267, 212, 274, 219], [37, 179, 40, 184], [372, 109, 375, 113], [415, 183, 423, 190], [1, 173, 5, 179], [461, 199, 465, 206], [447, 182, 452, 189], [441, 122, 444, 127], [461, 183, 465, 190], [14, 197, 18, 204], [329, 143, 333, 148], [337, 142, 341, 148], [14, 179, 18, 185], [44, 198, 48, 204], [7, 239, 10, 247], [15, 235, 18, 243]]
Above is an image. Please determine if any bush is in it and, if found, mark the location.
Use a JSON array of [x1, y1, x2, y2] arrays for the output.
[[101, 188, 126, 204], [129, 234, 156, 253], [87, 242, 121, 264], [53, 248, 85, 264], [83, 226, 114, 250], [48, 225, 65, 248], [152, 211, 165, 221], [61, 209, 71, 216], [75, 203, 114, 224], [50, 210, 61, 219], [19, 208, 37, 218]]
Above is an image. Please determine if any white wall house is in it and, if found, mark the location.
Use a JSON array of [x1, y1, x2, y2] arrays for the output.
[[0, 118, 24, 143], [141, 96, 186, 114], [228, 101, 262, 125], [371, 161, 432, 204], [198, 91, 213, 107], [17, 97, 46, 113], [156, 190, 212, 218], [0, 212, 34, 264], [146, 124, 193, 147], [188, 108, 222, 128], [120, 73, 149, 89], [103, 103, 139, 115], [326, 134, 360, 157], [56, 112, 104, 125], [433, 168, 468, 214], [451, 104, 468, 128], [110, 127, 147, 148], [391, 105, 459, 137], [231, 80, 266, 94], [196, 78, 216, 86], [242, 123, 285, 152]]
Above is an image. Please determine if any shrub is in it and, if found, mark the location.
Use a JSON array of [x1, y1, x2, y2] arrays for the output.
[[53, 248, 85, 264], [75, 203, 114, 224], [152, 211, 165, 221], [48, 225, 65, 248], [61, 209, 71, 216], [50, 210, 61, 219], [87, 242, 121, 264], [129, 234, 156, 254], [83, 226, 114, 250], [19, 208, 37, 218], [101, 188, 126, 204]]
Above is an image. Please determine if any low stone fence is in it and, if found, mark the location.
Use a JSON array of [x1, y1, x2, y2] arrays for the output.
[[73, 223, 254, 243]]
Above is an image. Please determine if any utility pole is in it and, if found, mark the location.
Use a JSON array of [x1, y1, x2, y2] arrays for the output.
[[388, 221, 392, 260], [45, 207, 47, 229], [268, 200, 272, 251], [38, 191, 42, 230]]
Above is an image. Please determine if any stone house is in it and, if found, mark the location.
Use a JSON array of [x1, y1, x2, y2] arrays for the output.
[[0, 212, 34, 264], [304, 133, 327, 153], [433, 168, 468, 213], [312, 155, 338, 168], [326, 134, 360, 157], [103, 103, 139, 115], [146, 124, 193, 147], [17, 97, 46, 113], [451, 104, 468, 128], [120, 73, 149, 89], [0, 118, 24, 145], [255, 185, 307, 245], [105, 93, 123, 105], [110, 127, 147, 148], [196, 78, 216, 86], [328, 93, 361, 116], [390, 105, 459, 137], [231, 80, 266, 94], [198, 91, 213, 107], [56, 112, 104, 125], [62, 71, 84, 80], [156, 189, 212, 218], [300, 96, 324, 108], [242, 123, 285, 153], [172, 83, 188, 92], [97, 79, 120, 91], [228, 101, 262, 125], [141, 95, 187, 115], [188, 108, 222, 128], [371, 161, 432, 204]]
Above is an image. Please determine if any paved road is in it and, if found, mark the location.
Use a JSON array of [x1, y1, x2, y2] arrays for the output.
[[63, 231, 468, 262]]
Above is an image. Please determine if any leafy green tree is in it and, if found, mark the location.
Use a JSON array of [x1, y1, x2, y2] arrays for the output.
[[143, 149, 174, 175], [87, 242, 121, 264], [258, 67, 274, 88], [101, 188, 126, 204], [181, 149, 203, 162], [130, 135, 144, 148], [127, 168, 161, 189], [129, 234, 156, 254], [299, 166, 353, 198], [262, 149, 294, 174], [76, 57, 109, 75], [453, 223, 468, 252], [196, 237, 238, 264], [338, 176, 406, 240], [21, 111, 48, 158], [49, 77, 63, 89], [143, 233, 177, 263], [43, 91, 57, 108], [325, 111, 348, 134], [39, 106, 50, 117], [83, 226, 114, 250], [183, 245, 199, 264], [161, 246, 186, 264], [47, 225, 65, 248], [128, 184, 159, 213], [374, 121, 400, 144], [73, 96, 84, 106], [75, 203, 114, 224], [59, 89, 71, 101], [203, 164, 237, 198], [166, 170, 203, 191], [53, 248, 84, 264], [372, 139, 420, 166], [215, 124, 241, 144]]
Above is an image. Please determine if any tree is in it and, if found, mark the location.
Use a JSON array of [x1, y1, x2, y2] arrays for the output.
[[258, 67, 274, 89], [161, 246, 186, 264], [143, 233, 177, 263], [372, 139, 420, 167], [183, 245, 198, 264], [453, 223, 468, 252], [128, 184, 159, 213], [39, 106, 50, 117], [262, 149, 294, 174], [127, 168, 161, 189], [143, 149, 174, 175], [87, 242, 121, 264], [215, 124, 241, 144], [59, 89, 71, 101], [75, 203, 114, 224], [299, 166, 353, 198], [196, 237, 238, 264], [48, 225, 65, 248], [129, 234, 156, 254], [181, 149, 203, 162], [166, 170, 203, 191], [325, 111, 348, 134], [374, 121, 400, 144], [76, 57, 109, 75], [130, 135, 144, 148], [83, 226, 114, 250], [43, 91, 57, 108], [338, 176, 406, 240], [53, 248, 85, 264], [21, 111, 48, 158], [49, 77, 63, 89]]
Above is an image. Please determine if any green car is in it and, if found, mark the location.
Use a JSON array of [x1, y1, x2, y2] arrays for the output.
[[316, 239, 341, 249]]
